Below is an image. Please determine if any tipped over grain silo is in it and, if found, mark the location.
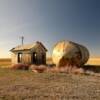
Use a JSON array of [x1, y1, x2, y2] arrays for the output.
[[52, 40, 89, 67]]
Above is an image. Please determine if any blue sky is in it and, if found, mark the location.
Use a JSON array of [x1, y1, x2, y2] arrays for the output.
[[0, 0, 99, 58]]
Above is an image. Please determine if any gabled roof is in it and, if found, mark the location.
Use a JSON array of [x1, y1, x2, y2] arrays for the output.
[[10, 41, 47, 52]]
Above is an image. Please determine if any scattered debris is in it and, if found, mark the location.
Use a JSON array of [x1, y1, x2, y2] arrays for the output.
[[11, 63, 29, 70], [30, 65, 47, 73]]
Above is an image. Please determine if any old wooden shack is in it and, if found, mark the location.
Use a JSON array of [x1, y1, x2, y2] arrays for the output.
[[10, 41, 47, 65]]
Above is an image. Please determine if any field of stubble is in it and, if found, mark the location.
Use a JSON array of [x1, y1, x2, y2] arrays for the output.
[[0, 68, 99, 100], [0, 58, 99, 100]]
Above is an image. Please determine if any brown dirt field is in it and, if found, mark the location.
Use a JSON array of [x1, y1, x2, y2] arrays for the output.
[[0, 68, 99, 100]]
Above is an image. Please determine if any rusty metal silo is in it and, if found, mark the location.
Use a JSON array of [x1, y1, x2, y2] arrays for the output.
[[52, 40, 89, 67]]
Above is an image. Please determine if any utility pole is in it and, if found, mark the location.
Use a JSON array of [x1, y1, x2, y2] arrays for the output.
[[20, 36, 24, 45]]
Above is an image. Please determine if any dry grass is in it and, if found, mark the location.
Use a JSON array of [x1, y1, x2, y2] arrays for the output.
[[47, 57, 100, 66], [0, 58, 99, 99], [0, 58, 11, 68], [0, 68, 99, 100], [87, 57, 100, 65], [46, 57, 53, 65]]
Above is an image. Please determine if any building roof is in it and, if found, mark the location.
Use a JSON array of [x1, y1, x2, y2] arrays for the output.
[[10, 41, 47, 52]]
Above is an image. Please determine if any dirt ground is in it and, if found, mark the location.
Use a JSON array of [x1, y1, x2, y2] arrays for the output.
[[0, 68, 99, 100]]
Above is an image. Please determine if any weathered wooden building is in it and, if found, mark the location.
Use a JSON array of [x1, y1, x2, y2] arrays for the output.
[[10, 41, 47, 65]]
